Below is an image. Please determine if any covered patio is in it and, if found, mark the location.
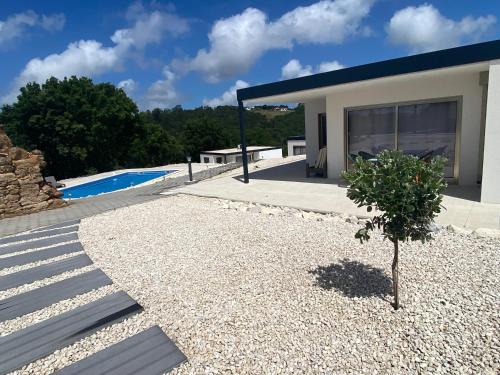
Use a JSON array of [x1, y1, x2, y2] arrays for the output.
[[175, 157, 498, 230], [236, 40, 500, 204]]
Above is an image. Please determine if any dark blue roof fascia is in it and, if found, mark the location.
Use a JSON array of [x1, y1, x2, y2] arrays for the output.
[[237, 39, 500, 102], [287, 135, 305, 141]]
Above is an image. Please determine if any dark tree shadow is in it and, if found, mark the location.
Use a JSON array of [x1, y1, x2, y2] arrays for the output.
[[309, 258, 392, 298]]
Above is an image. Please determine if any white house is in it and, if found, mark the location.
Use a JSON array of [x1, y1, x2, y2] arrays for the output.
[[200, 146, 282, 164], [236, 40, 500, 204], [287, 135, 306, 156]]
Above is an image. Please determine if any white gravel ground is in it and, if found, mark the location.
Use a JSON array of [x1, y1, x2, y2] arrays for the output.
[[72, 194, 499, 374]]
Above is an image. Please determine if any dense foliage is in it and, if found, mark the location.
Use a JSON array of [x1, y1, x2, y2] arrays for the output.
[[0, 77, 305, 179], [342, 150, 447, 309]]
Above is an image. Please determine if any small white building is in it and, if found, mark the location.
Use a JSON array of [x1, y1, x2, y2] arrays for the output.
[[287, 135, 306, 156], [200, 146, 283, 164]]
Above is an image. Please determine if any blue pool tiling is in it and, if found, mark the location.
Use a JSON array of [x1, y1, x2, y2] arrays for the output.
[[60, 171, 176, 199]]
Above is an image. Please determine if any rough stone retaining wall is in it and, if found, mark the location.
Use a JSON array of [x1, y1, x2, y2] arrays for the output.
[[0, 126, 65, 218]]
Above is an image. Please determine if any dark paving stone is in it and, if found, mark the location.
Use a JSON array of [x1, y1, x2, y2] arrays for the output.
[[54, 326, 187, 375], [0, 254, 93, 291], [0, 232, 78, 256], [30, 219, 81, 233], [0, 242, 84, 270], [0, 291, 142, 375], [0, 269, 112, 322], [0, 226, 79, 246]]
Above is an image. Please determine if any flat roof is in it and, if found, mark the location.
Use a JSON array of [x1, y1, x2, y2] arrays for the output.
[[200, 146, 281, 156], [237, 39, 500, 102], [287, 135, 305, 141]]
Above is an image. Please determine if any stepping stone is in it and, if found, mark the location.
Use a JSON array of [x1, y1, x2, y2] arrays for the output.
[[0, 291, 142, 375], [0, 242, 84, 270], [54, 326, 187, 375], [0, 232, 78, 256], [0, 269, 112, 322], [0, 254, 93, 291], [30, 219, 81, 233], [0, 225, 79, 246]]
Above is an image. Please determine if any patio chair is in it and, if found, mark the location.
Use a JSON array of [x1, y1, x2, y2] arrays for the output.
[[306, 147, 327, 178], [418, 150, 434, 163], [44, 176, 65, 188], [358, 151, 376, 160]]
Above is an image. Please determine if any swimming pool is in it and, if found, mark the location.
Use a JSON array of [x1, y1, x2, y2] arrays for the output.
[[60, 170, 176, 199]]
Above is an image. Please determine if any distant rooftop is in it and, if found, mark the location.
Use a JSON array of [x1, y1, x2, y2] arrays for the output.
[[287, 135, 305, 141], [200, 146, 281, 156]]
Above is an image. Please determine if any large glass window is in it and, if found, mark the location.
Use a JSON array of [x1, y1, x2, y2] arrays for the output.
[[398, 101, 457, 177], [347, 99, 458, 178], [347, 106, 396, 162]]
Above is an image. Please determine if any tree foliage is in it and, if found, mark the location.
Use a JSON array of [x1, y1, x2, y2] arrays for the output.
[[1, 77, 305, 179], [342, 150, 447, 309], [1, 77, 141, 178]]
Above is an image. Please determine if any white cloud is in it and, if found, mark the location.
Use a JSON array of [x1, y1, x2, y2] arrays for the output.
[[0, 10, 65, 46], [2, 3, 188, 104], [40, 13, 66, 31], [281, 59, 313, 79], [281, 59, 344, 80], [203, 80, 250, 107], [317, 60, 345, 73], [386, 4, 496, 53], [117, 78, 137, 95], [111, 4, 189, 49], [173, 0, 374, 82], [144, 67, 181, 109]]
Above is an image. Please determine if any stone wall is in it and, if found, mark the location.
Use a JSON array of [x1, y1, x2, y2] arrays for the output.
[[0, 126, 66, 218]]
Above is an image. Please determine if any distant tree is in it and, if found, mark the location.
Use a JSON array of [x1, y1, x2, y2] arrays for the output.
[[182, 118, 232, 161], [1, 76, 141, 178], [342, 150, 447, 309], [129, 123, 183, 167]]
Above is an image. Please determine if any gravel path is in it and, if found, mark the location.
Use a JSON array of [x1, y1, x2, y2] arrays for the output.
[[79, 194, 499, 375]]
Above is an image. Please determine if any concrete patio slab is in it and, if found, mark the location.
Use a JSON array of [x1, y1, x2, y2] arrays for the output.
[[175, 157, 500, 230]]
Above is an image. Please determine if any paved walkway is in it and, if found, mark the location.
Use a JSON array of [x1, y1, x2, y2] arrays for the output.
[[0, 163, 238, 237], [176, 158, 500, 230]]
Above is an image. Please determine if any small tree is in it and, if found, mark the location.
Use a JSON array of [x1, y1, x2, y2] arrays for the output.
[[342, 150, 447, 309]]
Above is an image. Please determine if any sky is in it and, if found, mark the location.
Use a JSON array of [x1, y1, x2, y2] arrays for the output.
[[0, 0, 499, 110]]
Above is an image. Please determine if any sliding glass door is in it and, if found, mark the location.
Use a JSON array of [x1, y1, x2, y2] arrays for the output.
[[347, 106, 395, 164], [397, 101, 457, 177], [346, 99, 458, 178]]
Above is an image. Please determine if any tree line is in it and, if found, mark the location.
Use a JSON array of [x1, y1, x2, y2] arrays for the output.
[[0, 76, 305, 179]]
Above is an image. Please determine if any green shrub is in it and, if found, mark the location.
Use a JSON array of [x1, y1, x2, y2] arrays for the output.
[[342, 150, 447, 309]]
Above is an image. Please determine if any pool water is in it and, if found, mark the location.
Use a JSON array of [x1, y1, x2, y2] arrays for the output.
[[61, 171, 176, 199]]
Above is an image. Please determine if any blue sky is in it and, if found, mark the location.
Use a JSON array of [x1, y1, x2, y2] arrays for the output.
[[1, 0, 499, 109]]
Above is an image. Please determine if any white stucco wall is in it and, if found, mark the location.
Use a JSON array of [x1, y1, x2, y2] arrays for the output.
[[481, 64, 500, 203], [200, 154, 217, 163], [287, 140, 306, 156], [324, 70, 483, 183], [304, 99, 326, 165], [255, 148, 283, 160]]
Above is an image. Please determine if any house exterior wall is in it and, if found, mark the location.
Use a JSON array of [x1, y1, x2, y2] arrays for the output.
[[304, 98, 326, 165], [254, 148, 283, 160], [325, 71, 483, 184], [287, 139, 306, 156], [481, 64, 500, 203]]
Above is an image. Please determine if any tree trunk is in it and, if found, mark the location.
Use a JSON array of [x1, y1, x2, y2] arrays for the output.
[[392, 239, 400, 310]]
